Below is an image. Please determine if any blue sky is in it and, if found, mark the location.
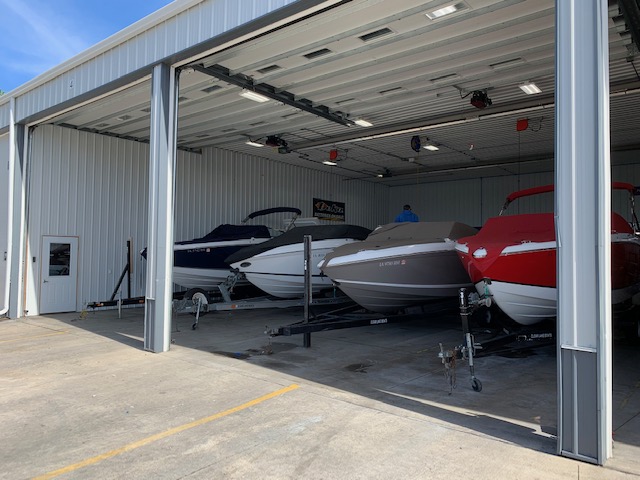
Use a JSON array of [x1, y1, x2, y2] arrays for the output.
[[0, 0, 175, 93]]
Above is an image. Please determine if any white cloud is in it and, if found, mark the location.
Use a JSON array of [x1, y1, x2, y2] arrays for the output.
[[0, 0, 174, 91], [0, 0, 90, 73]]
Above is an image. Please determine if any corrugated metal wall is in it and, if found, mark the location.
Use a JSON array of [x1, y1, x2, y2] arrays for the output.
[[0, 106, 8, 133], [0, 134, 9, 305], [24, 124, 640, 314], [25, 125, 389, 314], [26, 125, 152, 314], [387, 180, 482, 226], [10, 0, 303, 125], [176, 147, 389, 240], [613, 161, 640, 221], [387, 166, 640, 227]]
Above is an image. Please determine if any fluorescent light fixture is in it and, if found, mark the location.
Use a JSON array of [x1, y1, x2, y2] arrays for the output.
[[323, 160, 338, 166], [239, 90, 270, 103], [245, 140, 264, 147], [425, 4, 459, 20], [424, 144, 439, 151], [376, 173, 384, 178], [519, 82, 542, 95], [354, 118, 373, 127]]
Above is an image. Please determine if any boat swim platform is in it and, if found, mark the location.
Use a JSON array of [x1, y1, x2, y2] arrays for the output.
[[2, 307, 639, 479]]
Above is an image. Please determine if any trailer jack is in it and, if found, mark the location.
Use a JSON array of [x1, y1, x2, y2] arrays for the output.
[[438, 288, 491, 393]]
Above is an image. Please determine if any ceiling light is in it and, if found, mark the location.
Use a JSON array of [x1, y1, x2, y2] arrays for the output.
[[425, 4, 459, 20], [424, 144, 439, 151], [245, 140, 263, 147], [519, 82, 542, 95], [323, 160, 338, 166], [239, 89, 270, 103], [354, 119, 373, 127]]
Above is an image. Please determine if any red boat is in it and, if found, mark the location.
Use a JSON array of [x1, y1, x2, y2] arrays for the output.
[[455, 183, 640, 325]]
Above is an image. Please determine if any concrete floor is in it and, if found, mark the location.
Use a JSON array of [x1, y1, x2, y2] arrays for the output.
[[1, 305, 639, 479]]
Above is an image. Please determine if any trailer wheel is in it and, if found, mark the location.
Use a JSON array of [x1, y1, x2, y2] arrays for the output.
[[183, 288, 209, 317], [471, 378, 482, 392]]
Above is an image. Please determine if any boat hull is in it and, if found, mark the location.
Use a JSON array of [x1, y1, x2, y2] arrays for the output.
[[172, 238, 267, 289], [172, 266, 236, 290], [474, 280, 557, 326], [231, 238, 360, 298], [321, 242, 472, 313]]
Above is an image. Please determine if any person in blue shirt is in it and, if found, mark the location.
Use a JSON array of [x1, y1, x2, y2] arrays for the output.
[[395, 204, 419, 222]]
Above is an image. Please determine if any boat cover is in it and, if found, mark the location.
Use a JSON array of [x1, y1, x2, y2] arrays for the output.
[[225, 224, 371, 264], [323, 221, 478, 258], [459, 212, 633, 247], [175, 224, 271, 245]]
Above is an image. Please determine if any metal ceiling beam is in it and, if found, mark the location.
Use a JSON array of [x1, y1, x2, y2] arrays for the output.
[[189, 64, 353, 127], [294, 96, 557, 150]]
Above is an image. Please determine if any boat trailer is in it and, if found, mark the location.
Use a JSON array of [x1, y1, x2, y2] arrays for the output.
[[265, 298, 459, 344], [88, 270, 351, 330], [87, 236, 352, 330]]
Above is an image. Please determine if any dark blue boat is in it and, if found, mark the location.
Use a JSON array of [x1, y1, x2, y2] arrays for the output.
[[141, 207, 301, 289]]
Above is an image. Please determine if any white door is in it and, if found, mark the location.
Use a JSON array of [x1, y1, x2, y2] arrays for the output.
[[40, 236, 78, 314]]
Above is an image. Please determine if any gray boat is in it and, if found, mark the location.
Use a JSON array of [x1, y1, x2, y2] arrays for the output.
[[318, 221, 478, 313]]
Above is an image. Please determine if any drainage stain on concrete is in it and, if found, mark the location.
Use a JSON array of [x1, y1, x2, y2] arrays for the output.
[[212, 351, 252, 360], [345, 362, 373, 373]]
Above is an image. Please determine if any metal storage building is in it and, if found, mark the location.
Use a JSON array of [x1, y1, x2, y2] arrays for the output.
[[2, 0, 640, 464]]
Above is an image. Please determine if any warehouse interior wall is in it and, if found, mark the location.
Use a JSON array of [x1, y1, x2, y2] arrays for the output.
[[388, 156, 640, 228], [22, 124, 390, 316], [24, 125, 152, 316], [177, 147, 392, 237], [19, 122, 640, 316]]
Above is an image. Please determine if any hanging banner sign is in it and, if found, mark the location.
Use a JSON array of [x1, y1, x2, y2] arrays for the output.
[[313, 198, 345, 221]]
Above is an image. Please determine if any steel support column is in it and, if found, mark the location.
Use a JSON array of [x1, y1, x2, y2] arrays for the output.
[[555, 0, 612, 464], [6, 98, 26, 319], [144, 63, 179, 353]]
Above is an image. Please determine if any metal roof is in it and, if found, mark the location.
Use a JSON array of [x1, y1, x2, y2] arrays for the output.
[[19, 0, 640, 185]]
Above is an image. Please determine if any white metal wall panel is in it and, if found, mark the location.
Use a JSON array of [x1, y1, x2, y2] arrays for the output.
[[478, 176, 519, 220], [11, 0, 304, 125], [0, 105, 8, 132], [613, 163, 640, 224], [25, 125, 153, 315], [388, 179, 483, 227], [479, 172, 555, 218], [175, 147, 389, 241], [389, 171, 560, 227], [0, 134, 9, 305], [24, 123, 640, 315], [24, 125, 388, 314]]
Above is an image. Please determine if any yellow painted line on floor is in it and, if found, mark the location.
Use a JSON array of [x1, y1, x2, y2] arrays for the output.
[[33, 383, 300, 480], [0, 331, 67, 344]]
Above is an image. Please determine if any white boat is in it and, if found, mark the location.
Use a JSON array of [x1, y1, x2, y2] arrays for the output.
[[319, 222, 478, 313], [142, 207, 301, 290], [226, 225, 371, 298]]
